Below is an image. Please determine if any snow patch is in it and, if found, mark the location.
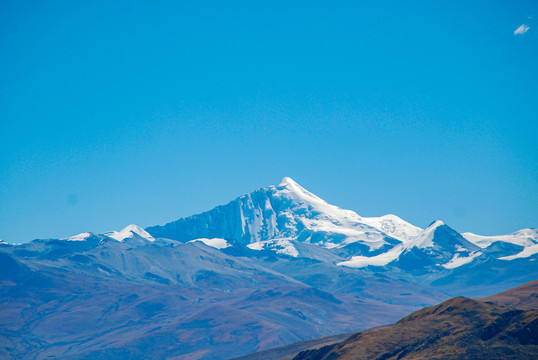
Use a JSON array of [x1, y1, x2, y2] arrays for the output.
[[247, 242, 264, 251], [189, 238, 230, 250], [499, 243, 538, 261], [247, 238, 299, 257], [338, 245, 404, 268], [442, 252, 481, 269]]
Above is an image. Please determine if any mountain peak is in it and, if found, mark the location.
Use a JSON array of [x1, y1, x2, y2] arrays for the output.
[[106, 224, 155, 242], [123, 224, 146, 233], [278, 177, 301, 188], [276, 177, 326, 204], [427, 220, 446, 229], [406, 220, 447, 249]]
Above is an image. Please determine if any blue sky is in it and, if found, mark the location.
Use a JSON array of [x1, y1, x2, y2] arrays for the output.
[[1, 1, 537, 243]]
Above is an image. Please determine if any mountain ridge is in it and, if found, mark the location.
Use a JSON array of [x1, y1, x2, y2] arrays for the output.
[[143, 177, 536, 272]]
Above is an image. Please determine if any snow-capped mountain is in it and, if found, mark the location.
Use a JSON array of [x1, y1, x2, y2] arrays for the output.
[[338, 220, 481, 271], [146, 177, 536, 272], [147, 177, 421, 254], [45, 177, 538, 276], [105, 224, 156, 242]]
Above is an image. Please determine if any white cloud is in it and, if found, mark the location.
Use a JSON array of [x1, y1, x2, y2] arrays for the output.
[[514, 24, 530, 35]]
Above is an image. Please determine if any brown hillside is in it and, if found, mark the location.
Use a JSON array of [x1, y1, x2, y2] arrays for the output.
[[292, 297, 538, 360], [476, 279, 538, 310]]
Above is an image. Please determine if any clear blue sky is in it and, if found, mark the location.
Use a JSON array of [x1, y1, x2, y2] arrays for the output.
[[1, 1, 537, 243]]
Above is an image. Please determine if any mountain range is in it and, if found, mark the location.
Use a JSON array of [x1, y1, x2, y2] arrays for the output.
[[0, 177, 536, 359]]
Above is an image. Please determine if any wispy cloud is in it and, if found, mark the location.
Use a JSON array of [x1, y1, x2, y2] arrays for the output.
[[514, 24, 530, 35]]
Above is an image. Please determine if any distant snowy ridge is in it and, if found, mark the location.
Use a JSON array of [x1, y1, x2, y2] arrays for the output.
[[338, 221, 447, 268], [56, 178, 536, 271], [60, 224, 156, 243], [462, 228, 538, 248], [106, 224, 155, 242], [62, 232, 92, 241], [338, 220, 484, 269], [146, 177, 536, 270]]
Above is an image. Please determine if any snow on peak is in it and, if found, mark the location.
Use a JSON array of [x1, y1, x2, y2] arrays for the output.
[[398, 220, 446, 249], [271, 177, 422, 248], [61, 232, 92, 241], [278, 177, 300, 188], [427, 220, 445, 229], [123, 224, 153, 237], [337, 244, 404, 268], [247, 238, 299, 257], [106, 224, 155, 242], [273, 180, 389, 248], [188, 238, 230, 249], [276, 177, 327, 205]]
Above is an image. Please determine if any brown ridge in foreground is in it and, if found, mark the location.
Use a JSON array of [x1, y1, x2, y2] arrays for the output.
[[292, 296, 538, 360], [476, 279, 538, 310]]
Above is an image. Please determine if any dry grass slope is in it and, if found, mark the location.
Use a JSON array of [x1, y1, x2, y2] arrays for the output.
[[292, 297, 538, 360], [476, 279, 538, 310]]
